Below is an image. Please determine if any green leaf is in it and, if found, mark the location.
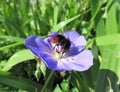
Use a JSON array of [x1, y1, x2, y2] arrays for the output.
[[95, 15, 106, 36], [89, 0, 99, 16], [2, 49, 35, 71], [0, 60, 7, 70], [96, 34, 120, 46], [106, 0, 118, 34], [71, 87, 79, 92], [60, 79, 69, 92], [95, 45, 120, 92], [0, 71, 42, 92], [53, 84, 62, 92]]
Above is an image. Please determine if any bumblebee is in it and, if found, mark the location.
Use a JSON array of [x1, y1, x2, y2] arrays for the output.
[[51, 35, 71, 52]]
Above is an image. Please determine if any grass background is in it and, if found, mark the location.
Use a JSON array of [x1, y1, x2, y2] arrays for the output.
[[0, 0, 120, 92]]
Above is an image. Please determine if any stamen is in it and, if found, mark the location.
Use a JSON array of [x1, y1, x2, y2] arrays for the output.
[[53, 43, 66, 58]]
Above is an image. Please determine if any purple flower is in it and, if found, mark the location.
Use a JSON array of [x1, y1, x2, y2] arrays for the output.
[[25, 30, 93, 71]]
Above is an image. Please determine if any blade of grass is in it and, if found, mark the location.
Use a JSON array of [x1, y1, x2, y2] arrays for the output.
[[0, 71, 42, 91], [51, 14, 81, 32], [41, 70, 54, 92], [0, 40, 24, 51], [0, 36, 24, 42]]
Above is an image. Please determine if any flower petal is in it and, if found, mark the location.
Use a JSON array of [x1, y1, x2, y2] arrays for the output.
[[68, 46, 84, 56], [25, 35, 57, 69], [48, 32, 59, 37], [57, 50, 93, 71], [35, 36, 53, 53], [25, 35, 38, 48], [73, 36, 86, 47], [37, 52, 57, 69], [56, 61, 73, 71], [63, 30, 80, 40], [63, 30, 86, 47], [25, 35, 52, 54]]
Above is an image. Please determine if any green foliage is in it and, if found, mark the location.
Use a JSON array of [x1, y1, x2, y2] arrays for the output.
[[2, 49, 35, 71], [0, 0, 120, 92]]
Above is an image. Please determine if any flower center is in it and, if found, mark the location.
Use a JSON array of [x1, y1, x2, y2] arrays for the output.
[[53, 43, 70, 60], [53, 44, 65, 59], [54, 52, 63, 60], [51, 35, 71, 60]]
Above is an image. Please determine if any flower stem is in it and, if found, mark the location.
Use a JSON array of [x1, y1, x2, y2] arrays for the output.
[[41, 70, 54, 92]]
